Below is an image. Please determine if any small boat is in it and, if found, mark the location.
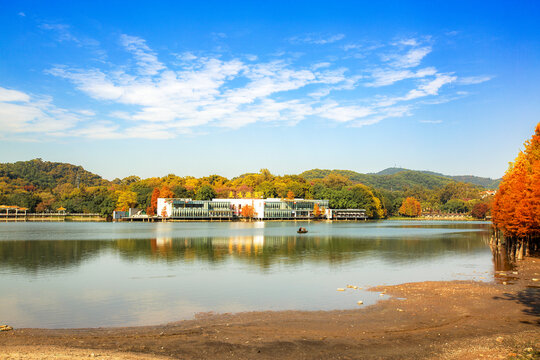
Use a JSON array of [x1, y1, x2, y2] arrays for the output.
[[297, 227, 308, 234]]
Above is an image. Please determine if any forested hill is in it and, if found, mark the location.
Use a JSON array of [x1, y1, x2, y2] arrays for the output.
[[0, 159, 108, 190], [0, 159, 497, 216], [373, 167, 501, 188], [369, 167, 501, 189], [300, 168, 500, 190]]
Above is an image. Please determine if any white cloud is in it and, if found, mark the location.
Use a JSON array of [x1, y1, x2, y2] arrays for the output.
[[0, 87, 30, 102], [0, 87, 81, 137], [317, 101, 373, 122], [373, 74, 457, 107], [350, 105, 412, 127], [312, 62, 331, 70], [120, 34, 165, 75], [343, 44, 362, 51], [385, 46, 432, 68], [367, 67, 437, 87], [40, 23, 80, 43], [381, 38, 432, 69], [419, 119, 442, 124], [289, 33, 345, 45], [0, 33, 485, 140], [457, 75, 493, 85], [18, 12, 26, 17]]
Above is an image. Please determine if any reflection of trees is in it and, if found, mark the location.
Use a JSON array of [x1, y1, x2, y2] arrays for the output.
[[0, 240, 107, 273], [0, 231, 490, 273]]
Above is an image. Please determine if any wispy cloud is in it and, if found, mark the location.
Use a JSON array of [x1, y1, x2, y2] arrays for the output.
[[457, 75, 493, 85], [0, 87, 85, 138], [40, 23, 80, 44], [419, 119, 443, 124], [120, 34, 165, 75], [367, 67, 437, 87], [289, 33, 345, 45], [1, 32, 488, 140]]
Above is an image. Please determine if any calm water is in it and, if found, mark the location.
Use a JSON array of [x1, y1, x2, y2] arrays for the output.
[[0, 220, 493, 329]]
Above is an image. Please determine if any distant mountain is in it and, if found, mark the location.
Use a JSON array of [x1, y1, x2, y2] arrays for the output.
[[301, 167, 500, 191], [0, 159, 109, 190], [375, 167, 501, 189]]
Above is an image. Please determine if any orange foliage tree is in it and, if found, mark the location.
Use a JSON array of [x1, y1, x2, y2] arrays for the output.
[[313, 203, 322, 218], [159, 185, 175, 198], [161, 206, 168, 218], [399, 197, 422, 217], [492, 122, 540, 257], [241, 204, 255, 218], [286, 190, 295, 200]]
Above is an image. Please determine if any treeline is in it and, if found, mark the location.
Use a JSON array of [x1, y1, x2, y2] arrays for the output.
[[0, 159, 494, 218], [492, 122, 540, 257]]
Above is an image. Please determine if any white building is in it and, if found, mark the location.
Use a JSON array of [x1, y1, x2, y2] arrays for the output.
[[156, 198, 329, 220]]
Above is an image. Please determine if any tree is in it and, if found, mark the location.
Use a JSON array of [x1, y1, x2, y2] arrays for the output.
[[173, 184, 194, 199], [471, 202, 490, 219], [161, 206, 168, 218], [493, 122, 540, 250], [195, 185, 216, 200], [241, 204, 255, 218], [159, 185, 175, 198], [256, 181, 277, 198], [442, 199, 468, 213], [148, 188, 160, 216], [399, 197, 422, 217], [313, 203, 322, 218], [286, 190, 295, 200], [322, 173, 351, 189], [116, 190, 137, 211]]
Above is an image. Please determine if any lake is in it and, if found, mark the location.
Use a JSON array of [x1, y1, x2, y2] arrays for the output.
[[0, 220, 493, 329]]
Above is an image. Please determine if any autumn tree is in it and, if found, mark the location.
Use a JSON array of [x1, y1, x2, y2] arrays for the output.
[[399, 197, 422, 217], [241, 204, 255, 219], [471, 202, 490, 219], [313, 203, 322, 218], [161, 206, 168, 218], [147, 188, 160, 216], [492, 122, 540, 258], [159, 185, 175, 198], [116, 190, 137, 211], [286, 190, 295, 200]]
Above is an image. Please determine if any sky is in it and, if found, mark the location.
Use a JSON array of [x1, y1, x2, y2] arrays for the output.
[[1, 1, 539, 180]]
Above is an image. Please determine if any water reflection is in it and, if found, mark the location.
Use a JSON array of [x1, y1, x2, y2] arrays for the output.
[[0, 233, 491, 273], [0, 221, 495, 328]]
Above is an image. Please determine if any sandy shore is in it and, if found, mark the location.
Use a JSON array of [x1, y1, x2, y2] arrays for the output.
[[1, 258, 539, 360]]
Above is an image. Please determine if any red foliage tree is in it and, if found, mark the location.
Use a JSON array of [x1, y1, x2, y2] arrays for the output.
[[471, 202, 490, 219], [148, 188, 160, 216]]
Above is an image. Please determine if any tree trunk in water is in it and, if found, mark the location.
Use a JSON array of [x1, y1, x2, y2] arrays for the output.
[[517, 241, 524, 260]]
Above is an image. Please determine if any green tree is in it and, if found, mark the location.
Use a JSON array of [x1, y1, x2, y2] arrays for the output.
[[195, 185, 216, 200], [442, 199, 468, 213]]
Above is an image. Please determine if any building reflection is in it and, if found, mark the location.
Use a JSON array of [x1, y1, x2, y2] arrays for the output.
[[0, 231, 493, 272]]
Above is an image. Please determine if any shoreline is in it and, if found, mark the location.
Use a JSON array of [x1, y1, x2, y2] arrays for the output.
[[1, 257, 538, 359], [0, 217, 486, 223]]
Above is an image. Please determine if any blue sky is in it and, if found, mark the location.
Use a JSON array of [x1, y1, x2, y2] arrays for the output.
[[0, 1, 539, 180]]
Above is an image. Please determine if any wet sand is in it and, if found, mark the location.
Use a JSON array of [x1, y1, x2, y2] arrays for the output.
[[1, 258, 539, 359]]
